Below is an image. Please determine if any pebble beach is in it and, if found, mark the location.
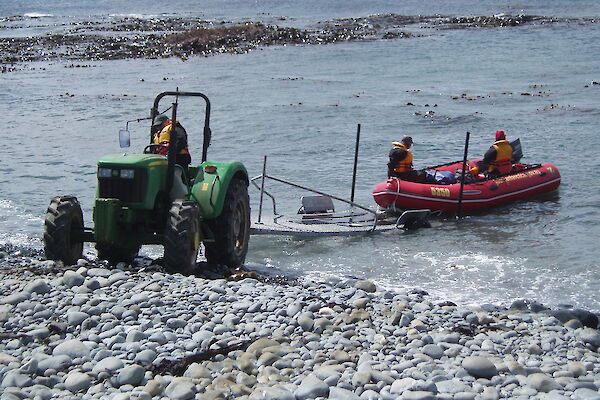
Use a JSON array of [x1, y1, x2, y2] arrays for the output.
[[2, 247, 600, 400], [3, 1, 600, 398]]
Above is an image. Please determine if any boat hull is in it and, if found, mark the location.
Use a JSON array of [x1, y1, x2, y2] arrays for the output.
[[373, 161, 561, 213]]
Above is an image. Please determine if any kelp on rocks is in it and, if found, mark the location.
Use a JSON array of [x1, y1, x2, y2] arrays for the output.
[[0, 14, 595, 65]]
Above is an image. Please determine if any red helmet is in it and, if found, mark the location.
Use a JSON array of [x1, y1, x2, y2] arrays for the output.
[[495, 130, 506, 140]]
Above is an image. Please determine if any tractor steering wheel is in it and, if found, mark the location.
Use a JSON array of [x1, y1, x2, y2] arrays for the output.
[[143, 144, 168, 155]]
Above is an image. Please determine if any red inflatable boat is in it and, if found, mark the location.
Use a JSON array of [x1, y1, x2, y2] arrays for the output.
[[373, 160, 561, 213]]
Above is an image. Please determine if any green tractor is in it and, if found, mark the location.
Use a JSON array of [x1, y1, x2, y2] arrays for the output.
[[43, 91, 251, 273]]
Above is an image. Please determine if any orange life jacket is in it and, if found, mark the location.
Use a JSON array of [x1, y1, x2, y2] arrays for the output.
[[489, 139, 512, 174], [152, 122, 190, 156], [392, 143, 413, 173]]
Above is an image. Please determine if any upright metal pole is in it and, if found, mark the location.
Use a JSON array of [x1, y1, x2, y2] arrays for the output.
[[257, 156, 267, 224], [350, 123, 361, 203], [457, 131, 470, 219]]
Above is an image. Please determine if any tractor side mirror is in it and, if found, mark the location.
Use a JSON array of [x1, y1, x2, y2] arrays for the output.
[[119, 130, 131, 148]]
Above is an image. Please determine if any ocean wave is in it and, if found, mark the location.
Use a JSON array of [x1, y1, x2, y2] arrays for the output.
[[23, 13, 54, 19], [108, 13, 162, 20]]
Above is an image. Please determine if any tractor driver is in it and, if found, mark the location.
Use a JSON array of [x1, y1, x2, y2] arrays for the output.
[[151, 114, 192, 170], [152, 114, 192, 199]]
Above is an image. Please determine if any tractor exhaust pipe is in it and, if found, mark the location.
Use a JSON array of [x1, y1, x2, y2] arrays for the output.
[[165, 94, 179, 200]]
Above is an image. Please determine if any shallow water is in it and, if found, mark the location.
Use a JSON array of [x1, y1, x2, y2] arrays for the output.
[[2, 1, 600, 311]]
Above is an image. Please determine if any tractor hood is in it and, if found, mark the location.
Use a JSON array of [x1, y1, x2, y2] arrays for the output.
[[98, 153, 167, 168], [96, 153, 168, 210]]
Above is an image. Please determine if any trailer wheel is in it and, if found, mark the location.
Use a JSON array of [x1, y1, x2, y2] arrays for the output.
[[96, 243, 140, 266], [164, 200, 201, 274], [205, 178, 250, 267], [43, 196, 84, 265]]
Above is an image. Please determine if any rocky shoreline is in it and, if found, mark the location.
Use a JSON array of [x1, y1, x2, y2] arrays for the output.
[[1, 14, 597, 67], [1, 245, 600, 399]]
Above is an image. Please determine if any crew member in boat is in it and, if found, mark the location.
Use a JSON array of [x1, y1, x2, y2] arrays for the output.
[[151, 114, 192, 172], [470, 130, 513, 178], [387, 136, 426, 182]]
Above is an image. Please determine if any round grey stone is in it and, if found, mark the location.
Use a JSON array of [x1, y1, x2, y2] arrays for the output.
[[329, 387, 361, 400], [148, 332, 168, 344], [0, 292, 30, 305], [1, 370, 33, 389], [286, 303, 302, 317], [64, 372, 92, 392], [24, 279, 52, 294], [116, 364, 146, 386], [166, 318, 187, 329], [37, 355, 73, 373], [391, 377, 418, 394], [164, 377, 196, 400], [573, 388, 600, 400], [353, 298, 370, 309], [360, 389, 381, 399], [92, 356, 124, 373], [568, 361, 587, 377], [401, 391, 436, 400], [295, 375, 329, 400], [354, 280, 376, 293], [19, 359, 38, 374], [526, 373, 560, 393], [435, 379, 471, 394], [249, 386, 294, 400], [578, 328, 600, 347], [67, 311, 90, 326], [63, 271, 85, 287], [143, 379, 164, 397], [422, 344, 444, 359], [462, 356, 497, 379], [134, 349, 157, 364], [297, 313, 314, 332], [183, 363, 211, 379], [53, 339, 90, 358], [87, 268, 112, 278], [126, 330, 147, 342]]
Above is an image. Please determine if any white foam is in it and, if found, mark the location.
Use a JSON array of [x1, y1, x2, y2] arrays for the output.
[[0, 199, 43, 248], [0, 232, 35, 247], [24, 13, 54, 18], [108, 14, 161, 19]]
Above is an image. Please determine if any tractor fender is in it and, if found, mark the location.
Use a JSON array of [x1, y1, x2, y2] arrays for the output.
[[191, 161, 248, 219]]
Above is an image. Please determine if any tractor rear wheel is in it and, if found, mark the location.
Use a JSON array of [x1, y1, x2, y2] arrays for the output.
[[96, 243, 140, 266], [164, 200, 200, 274], [204, 178, 250, 267], [43, 196, 84, 265]]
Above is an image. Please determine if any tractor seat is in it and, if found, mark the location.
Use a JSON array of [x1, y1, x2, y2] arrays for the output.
[[298, 195, 335, 214]]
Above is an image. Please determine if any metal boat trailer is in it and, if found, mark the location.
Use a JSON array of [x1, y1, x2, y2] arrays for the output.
[[249, 156, 431, 237]]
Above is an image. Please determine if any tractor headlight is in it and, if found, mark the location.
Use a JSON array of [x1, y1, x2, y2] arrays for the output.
[[119, 169, 135, 179], [98, 168, 112, 178]]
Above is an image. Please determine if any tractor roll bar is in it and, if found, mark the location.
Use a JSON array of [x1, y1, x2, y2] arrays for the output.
[[151, 91, 212, 163]]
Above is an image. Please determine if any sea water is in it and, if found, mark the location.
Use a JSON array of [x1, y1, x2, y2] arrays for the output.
[[1, 0, 600, 311]]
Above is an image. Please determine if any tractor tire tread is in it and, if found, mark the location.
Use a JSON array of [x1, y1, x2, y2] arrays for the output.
[[164, 199, 200, 274], [43, 196, 84, 265], [204, 178, 250, 267]]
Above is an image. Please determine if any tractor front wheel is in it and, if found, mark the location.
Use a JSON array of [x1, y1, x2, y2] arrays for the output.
[[204, 178, 250, 267], [164, 200, 201, 274], [43, 196, 84, 265], [96, 243, 140, 266]]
